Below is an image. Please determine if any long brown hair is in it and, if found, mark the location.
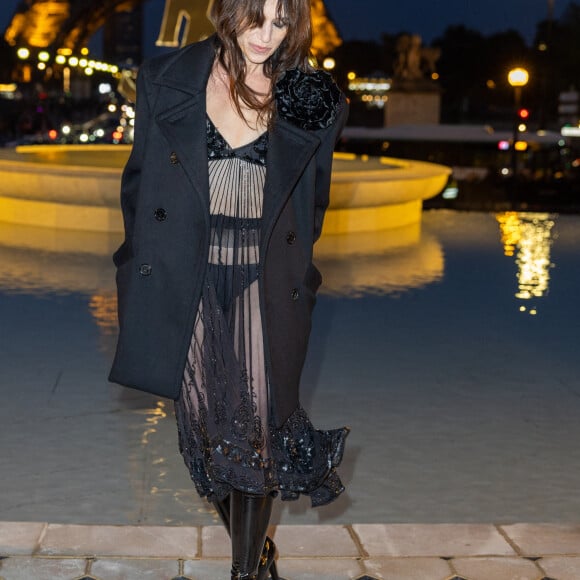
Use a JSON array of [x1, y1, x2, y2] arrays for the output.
[[209, 0, 313, 125]]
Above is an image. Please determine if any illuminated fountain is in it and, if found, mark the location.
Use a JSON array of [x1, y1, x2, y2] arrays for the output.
[[0, 146, 450, 234]]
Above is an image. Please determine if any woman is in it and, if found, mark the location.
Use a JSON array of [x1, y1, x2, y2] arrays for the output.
[[109, 0, 349, 578]]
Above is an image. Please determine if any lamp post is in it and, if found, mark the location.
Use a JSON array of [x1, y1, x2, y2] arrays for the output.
[[508, 67, 529, 178]]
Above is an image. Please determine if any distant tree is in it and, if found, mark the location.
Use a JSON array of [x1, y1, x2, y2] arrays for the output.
[[534, 1, 580, 124], [537, 2, 580, 91], [330, 39, 383, 87], [380, 33, 398, 77], [432, 26, 488, 122], [0, 38, 15, 82]]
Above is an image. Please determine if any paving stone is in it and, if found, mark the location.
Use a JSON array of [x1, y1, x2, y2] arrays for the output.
[[200, 526, 230, 558], [272, 525, 359, 558], [364, 556, 452, 579], [38, 524, 198, 558], [183, 559, 232, 579], [539, 556, 580, 580], [0, 556, 86, 580], [0, 522, 46, 556], [201, 524, 360, 559], [89, 558, 179, 579], [269, 558, 364, 579], [501, 524, 580, 556], [352, 524, 516, 557], [453, 556, 541, 580]]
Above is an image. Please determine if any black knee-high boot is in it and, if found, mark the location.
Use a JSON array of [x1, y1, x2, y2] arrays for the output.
[[230, 490, 280, 580], [212, 494, 280, 580], [212, 495, 232, 532]]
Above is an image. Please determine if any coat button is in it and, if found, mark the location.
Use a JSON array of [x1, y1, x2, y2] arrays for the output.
[[286, 231, 296, 245], [139, 264, 152, 276], [291, 288, 300, 301], [154, 207, 167, 221], [169, 151, 179, 165]]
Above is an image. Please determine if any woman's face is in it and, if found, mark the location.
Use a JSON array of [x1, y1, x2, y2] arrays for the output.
[[237, 0, 289, 67]]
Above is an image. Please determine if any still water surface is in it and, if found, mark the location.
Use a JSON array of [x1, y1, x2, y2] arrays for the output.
[[1, 210, 579, 525]]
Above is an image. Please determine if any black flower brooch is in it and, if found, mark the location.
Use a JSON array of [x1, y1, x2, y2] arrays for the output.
[[275, 68, 342, 131]]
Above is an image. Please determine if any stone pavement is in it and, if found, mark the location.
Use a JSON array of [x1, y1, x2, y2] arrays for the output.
[[1, 522, 580, 580]]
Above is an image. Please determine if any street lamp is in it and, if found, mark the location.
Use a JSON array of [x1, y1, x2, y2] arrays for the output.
[[322, 57, 336, 71], [508, 67, 529, 177]]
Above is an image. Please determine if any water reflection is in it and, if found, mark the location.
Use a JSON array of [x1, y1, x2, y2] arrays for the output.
[[0, 219, 444, 303], [315, 223, 444, 297], [496, 211, 556, 314], [89, 292, 118, 336], [0, 221, 119, 296]]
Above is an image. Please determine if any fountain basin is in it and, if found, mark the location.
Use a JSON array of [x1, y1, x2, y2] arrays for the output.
[[0, 145, 451, 234]]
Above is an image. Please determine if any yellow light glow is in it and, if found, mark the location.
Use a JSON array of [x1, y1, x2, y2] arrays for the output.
[[431, 72, 439, 80], [110, 65, 119, 74], [323, 57, 336, 70], [17, 47, 30, 59], [81, 47, 89, 55], [347, 71, 356, 81], [497, 212, 555, 307], [487, 79, 496, 89], [0, 83, 17, 92], [88, 293, 117, 335], [515, 141, 528, 152], [68, 56, 79, 66], [55, 55, 66, 65], [79, 58, 88, 67], [84, 68, 94, 76], [57, 48, 72, 56], [508, 67, 529, 87], [518, 123, 527, 132], [38, 51, 50, 62], [496, 212, 521, 256], [37, 62, 46, 70]]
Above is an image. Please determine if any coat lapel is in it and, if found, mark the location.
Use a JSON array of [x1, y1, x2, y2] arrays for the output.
[[153, 38, 216, 218], [156, 95, 209, 216], [262, 119, 320, 247]]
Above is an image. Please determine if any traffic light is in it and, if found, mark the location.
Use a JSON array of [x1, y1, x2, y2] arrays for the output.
[[518, 108, 530, 119]]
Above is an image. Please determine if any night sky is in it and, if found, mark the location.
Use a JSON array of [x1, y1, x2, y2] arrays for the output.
[[0, 0, 564, 54]]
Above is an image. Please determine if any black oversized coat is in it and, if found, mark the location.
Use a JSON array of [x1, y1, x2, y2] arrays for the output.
[[109, 36, 348, 427]]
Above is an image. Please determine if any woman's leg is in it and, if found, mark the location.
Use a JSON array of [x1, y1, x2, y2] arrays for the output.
[[230, 490, 273, 580]]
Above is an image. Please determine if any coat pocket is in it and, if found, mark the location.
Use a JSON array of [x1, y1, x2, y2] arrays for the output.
[[112, 241, 132, 268]]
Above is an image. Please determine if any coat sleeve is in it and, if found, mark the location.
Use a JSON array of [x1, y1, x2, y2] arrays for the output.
[[112, 64, 152, 267], [313, 96, 349, 242]]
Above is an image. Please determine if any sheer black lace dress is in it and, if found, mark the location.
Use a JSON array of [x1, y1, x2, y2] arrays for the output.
[[174, 115, 348, 507]]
